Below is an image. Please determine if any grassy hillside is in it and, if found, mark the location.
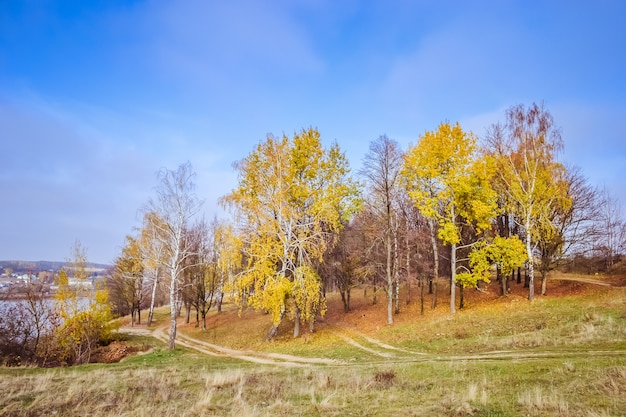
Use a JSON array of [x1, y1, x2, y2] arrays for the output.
[[1, 273, 624, 416]]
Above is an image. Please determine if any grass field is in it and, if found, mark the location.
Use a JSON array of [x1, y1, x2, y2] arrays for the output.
[[1, 274, 624, 416]]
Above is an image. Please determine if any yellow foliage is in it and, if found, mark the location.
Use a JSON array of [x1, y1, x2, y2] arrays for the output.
[[222, 128, 360, 333], [490, 104, 572, 262], [54, 242, 116, 364], [462, 236, 528, 288], [403, 122, 498, 246]]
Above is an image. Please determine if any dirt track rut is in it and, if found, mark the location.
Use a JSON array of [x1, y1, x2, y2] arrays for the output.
[[119, 324, 339, 367], [119, 320, 623, 367]]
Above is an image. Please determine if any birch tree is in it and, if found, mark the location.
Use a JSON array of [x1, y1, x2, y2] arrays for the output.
[[140, 212, 168, 327], [487, 103, 568, 300], [222, 128, 360, 339], [536, 166, 598, 294], [360, 135, 403, 324], [144, 162, 203, 349], [215, 221, 242, 313], [396, 193, 430, 313], [110, 235, 144, 325], [403, 122, 498, 313]]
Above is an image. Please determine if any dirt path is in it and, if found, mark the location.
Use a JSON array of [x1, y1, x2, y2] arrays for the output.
[[119, 320, 623, 367], [336, 333, 393, 358], [551, 275, 613, 287], [330, 325, 428, 359], [118, 324, 340, 367]]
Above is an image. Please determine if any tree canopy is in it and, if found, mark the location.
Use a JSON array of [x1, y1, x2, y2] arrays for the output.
[[222, 127, 360, 338]]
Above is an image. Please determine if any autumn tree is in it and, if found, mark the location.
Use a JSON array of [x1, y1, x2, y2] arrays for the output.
[[360, 135, 403, 324], [55, 241, 89, 322], [318, 220, 366, 313], [109, 235, 145, 325], [183, 219, 225, 330], [181, 228, 202, 325], [394, 194, 433, 313], [345, 206, 382, 305], [55, 241, 115, 364], [596, 187, 626, 269], [403, 122, 498, 313], [144, 162, 204, 349], [395, 191, 430, 309], [214, 221, 242, 313], [460, 235, 527, 297], [0, 282, 59, 366], [222, 128, 360, 339], [536, 167, 599, 293], [487, 103, 569, 300], [139, 212, 168, 327]]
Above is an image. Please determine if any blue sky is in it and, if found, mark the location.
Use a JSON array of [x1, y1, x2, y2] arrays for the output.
[[1, 1, 625, 264]]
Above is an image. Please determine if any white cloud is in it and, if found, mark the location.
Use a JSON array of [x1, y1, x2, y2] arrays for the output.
[[140, 0, 324, 89], [0, 98, 158, 263]]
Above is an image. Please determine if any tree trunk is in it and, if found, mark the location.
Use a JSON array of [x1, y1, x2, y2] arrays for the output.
[[147, 270, 159, 327], [265, 308, 285, 341], [293, 307, 301, 338], [169, 298, 177, 349], [524, 268, 530, 288], [176, 294, 183, 318], [265, 324, 279, 341], [450, 242, 456, 314], [168, 266, 178, 350], [541, 271, 548, 295], [517, 267, 522, 284], [387, 277, 393, 324], [525, 221, 535, 301], [499, 267, 507, 296], [406, 231, 411, 305], [184, 302, 191, 324], [217, 292, 224, 313], [420, 274, 425, 315], [393, 216, 400, 315], [386, 226, 394, 325], [459, 285, 464, 310], [429, 219, 439, 309], [340, 290, 349, 313]]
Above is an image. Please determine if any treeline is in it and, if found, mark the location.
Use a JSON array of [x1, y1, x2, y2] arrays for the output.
[[107, 102, 625, 349], [0, 260, 111, 275]]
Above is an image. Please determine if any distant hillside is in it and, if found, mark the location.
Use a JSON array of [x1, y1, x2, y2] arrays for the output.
[[0, 260, 112, 274]]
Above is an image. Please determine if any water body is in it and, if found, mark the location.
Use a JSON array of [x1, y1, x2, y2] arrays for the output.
[[0, 296, 91, 311]]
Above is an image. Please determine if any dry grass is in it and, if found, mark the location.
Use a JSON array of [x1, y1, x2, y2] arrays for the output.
[[1, 273, 625, 416], [518, 386, 569, 414], [1, 354, 624, 416], [155, 275, 626, 364]]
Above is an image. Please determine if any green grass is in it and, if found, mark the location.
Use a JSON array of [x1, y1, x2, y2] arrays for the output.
[[1, 352, 623, 416], [0, 281, 624, 416]]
